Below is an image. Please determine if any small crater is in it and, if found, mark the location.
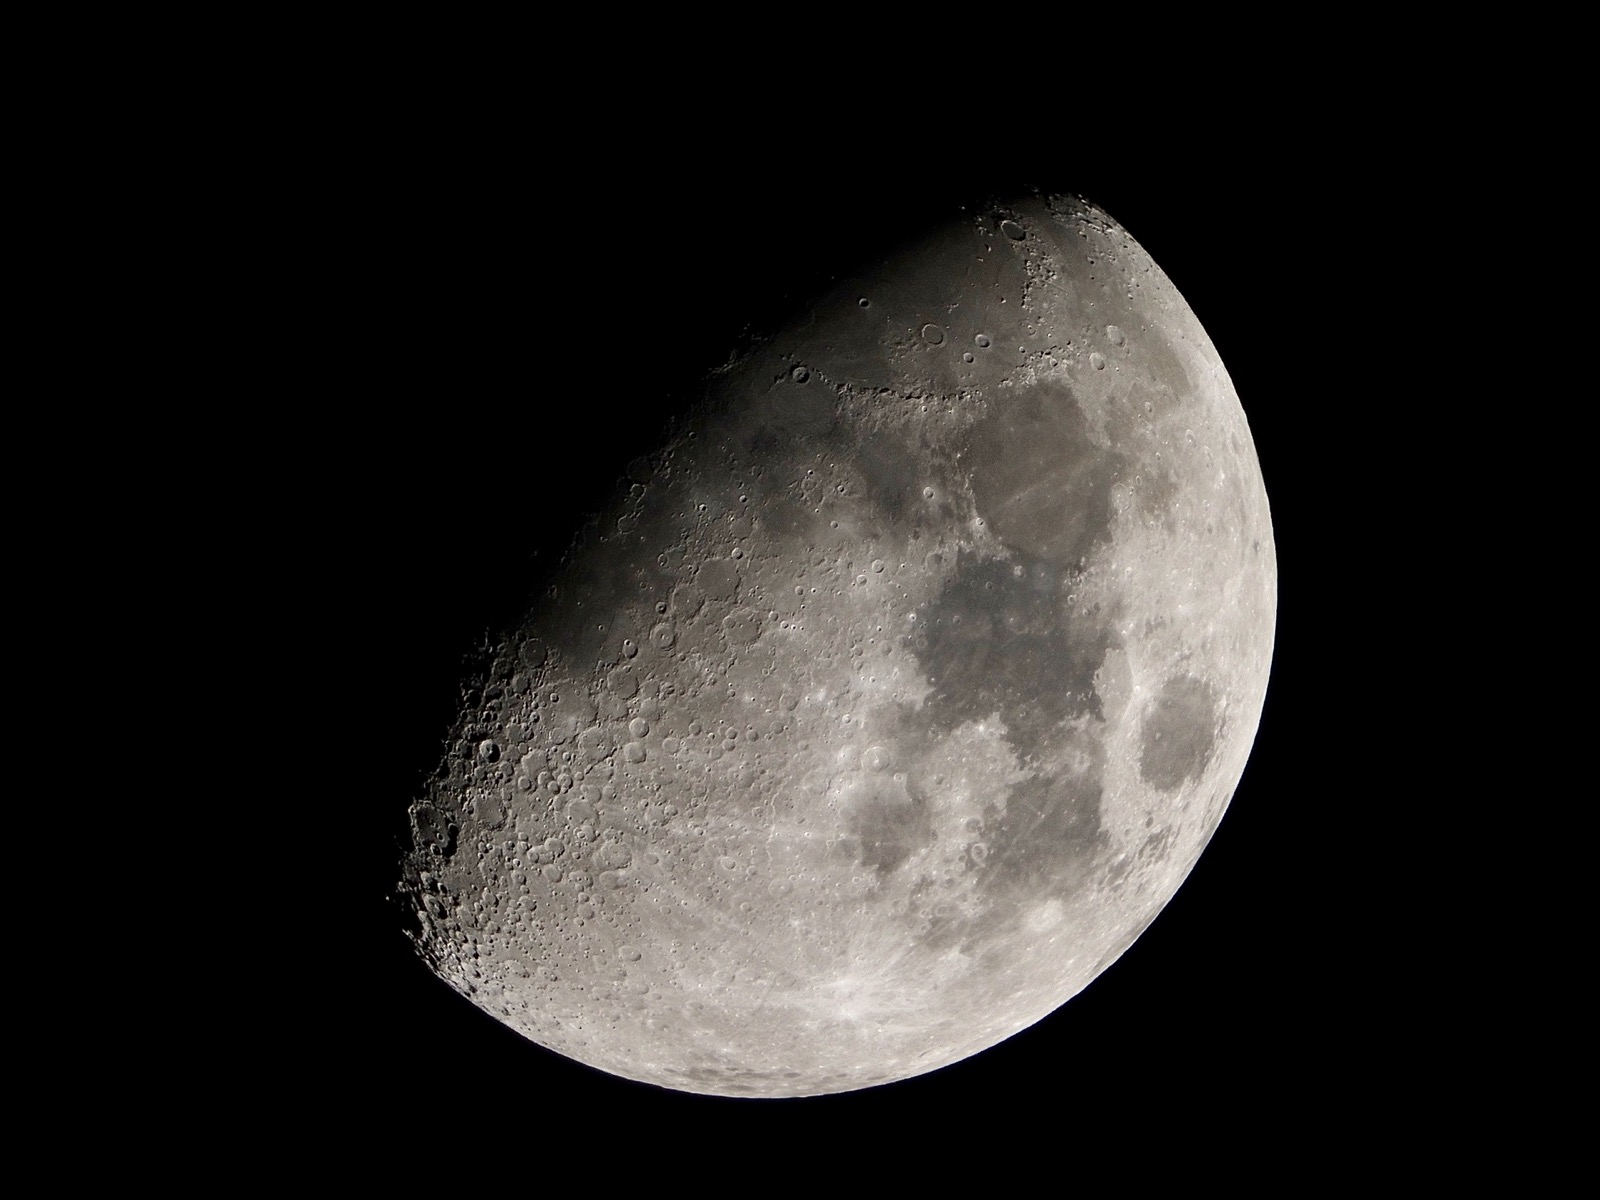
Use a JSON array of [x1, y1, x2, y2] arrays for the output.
[[596, 842, 632, 870], [721, 606, 763, 649], [862, 745, 892, 772]]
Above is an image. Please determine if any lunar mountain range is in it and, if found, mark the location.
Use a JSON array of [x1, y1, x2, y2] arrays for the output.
[[396, 192, 1276, 1098]]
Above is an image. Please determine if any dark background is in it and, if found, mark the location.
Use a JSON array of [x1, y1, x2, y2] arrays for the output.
[[291, 117, 1352, 1151]]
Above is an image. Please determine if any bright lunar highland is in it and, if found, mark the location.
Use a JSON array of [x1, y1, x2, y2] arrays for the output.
[[398, 193, 1276, 1097]]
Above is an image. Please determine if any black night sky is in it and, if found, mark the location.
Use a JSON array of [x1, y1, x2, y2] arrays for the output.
[[283, 112, 1356, 1156]]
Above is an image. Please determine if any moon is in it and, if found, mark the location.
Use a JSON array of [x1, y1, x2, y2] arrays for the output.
[[396, 192, 1276, 1098]]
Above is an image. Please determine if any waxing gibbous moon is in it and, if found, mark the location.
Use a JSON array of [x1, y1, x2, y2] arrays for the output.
[[397, 193, 1276, 1098]]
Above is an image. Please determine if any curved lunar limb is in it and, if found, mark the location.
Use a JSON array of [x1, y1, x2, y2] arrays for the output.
[[397, 194, 1276, 1098]]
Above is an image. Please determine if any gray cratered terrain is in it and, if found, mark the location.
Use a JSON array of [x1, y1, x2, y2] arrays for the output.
[[397, 193, 1276, 1098]]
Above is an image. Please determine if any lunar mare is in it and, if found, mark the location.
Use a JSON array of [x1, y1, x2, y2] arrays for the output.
[[397, 194, 1276, 1098]]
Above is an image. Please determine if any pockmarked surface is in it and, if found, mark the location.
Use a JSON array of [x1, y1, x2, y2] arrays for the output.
[[398, 195, 1277, 1097]]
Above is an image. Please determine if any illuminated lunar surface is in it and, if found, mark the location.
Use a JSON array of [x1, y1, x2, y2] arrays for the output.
[[397, 193, 1276, 1098]]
